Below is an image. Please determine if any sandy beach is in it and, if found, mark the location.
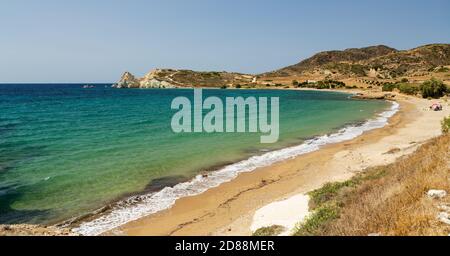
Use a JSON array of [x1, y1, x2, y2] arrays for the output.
[[112, 94, 450, 236]]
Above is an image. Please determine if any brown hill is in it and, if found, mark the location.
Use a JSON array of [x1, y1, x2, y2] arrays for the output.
[[262, 44, 450, 79], [114, 44, 450, 88]]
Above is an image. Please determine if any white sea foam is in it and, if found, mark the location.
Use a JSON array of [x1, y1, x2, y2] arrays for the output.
[[73, 101, 400, 236]]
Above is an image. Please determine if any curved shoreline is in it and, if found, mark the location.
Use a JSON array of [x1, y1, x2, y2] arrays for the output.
[[73, 99, 399, 236], [115, 95, 447, 236]]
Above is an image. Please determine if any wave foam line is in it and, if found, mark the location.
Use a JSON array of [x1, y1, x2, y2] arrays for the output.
[[73, 101, 399, 236]]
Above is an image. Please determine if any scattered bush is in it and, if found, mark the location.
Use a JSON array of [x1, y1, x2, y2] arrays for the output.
[[316, 80, 346, 89], [350, 64, 366, 76], [435, 66, 449, 73], [296, 81, 310, 88], [398, 83, 419, 95], [292, 80, 299, 86], [293, 135, 450, 236], [294, 80, 346, 89], [309, 181, 355, 208], [372, 64, 384, 70], [382, 83, 398, 92], [293, 203, 339, 236], [420, 78, 447, 99], [442, 116, 450, 134], [253, 225, 286, 236]]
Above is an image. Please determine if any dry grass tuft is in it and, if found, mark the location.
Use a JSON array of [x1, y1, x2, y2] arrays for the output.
[[295, 134, 450, 236], [253, 225, 286, 236]]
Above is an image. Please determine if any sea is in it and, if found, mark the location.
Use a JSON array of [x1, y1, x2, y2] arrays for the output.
[[0, 84, 398, 235]]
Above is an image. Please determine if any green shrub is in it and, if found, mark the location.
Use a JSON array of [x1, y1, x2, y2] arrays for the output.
[[442, 116, 450, 134], [296, 81, 309, 88], [313, 80, 346, 89], [309, 181, 355, 207], [372, 64, 384, 70], [435, 66, 449, 73], [382, 83, 398, 92], [293, 203, 340, 236], [253, 225, 286, 236], [350, 64, 366, 76], [316, 81, 329, 89], [400, 78, 409, 83], [420, 78, 447, 99], [235, 84, 242, 89], [398, 83, 419, 95], [292, 80, 299, 86]]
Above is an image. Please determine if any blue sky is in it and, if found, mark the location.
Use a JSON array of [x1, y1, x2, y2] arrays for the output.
[[1, 0, 449, 83]]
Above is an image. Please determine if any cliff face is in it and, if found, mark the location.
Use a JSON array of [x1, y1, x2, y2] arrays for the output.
[[113, 69, 256, 88]]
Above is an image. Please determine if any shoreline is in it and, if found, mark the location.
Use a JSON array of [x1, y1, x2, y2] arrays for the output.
[[112, 94, 448, 236], [71, 90, 397, 236], [72, 95, 399, 235]]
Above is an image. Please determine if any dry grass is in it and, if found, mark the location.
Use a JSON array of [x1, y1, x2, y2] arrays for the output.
[[295, 134, 450, 236]]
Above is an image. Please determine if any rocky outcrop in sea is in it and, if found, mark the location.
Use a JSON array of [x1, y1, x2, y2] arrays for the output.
[[113, 70, 177, 89]]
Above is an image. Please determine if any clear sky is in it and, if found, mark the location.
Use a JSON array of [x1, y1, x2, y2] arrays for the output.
[[1, 0, 449, 83]]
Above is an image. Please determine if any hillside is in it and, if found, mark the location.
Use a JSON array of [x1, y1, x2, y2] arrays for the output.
[[113, 44, 450, 89], [294, 133, 450, 236], [261, 44, 450, 79]]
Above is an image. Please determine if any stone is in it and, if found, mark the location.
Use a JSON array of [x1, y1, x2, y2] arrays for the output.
[[438, 212, 450, 225], [438, 204, 450, 212], [113, 71, 140, 88], [427, 190, 447, 199]]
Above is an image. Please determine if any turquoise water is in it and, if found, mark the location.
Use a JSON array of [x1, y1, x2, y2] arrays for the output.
[[0, 84, 389, 225]]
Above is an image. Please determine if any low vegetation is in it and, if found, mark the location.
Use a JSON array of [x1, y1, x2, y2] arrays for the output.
[[398, 83, 420, 95], [420, 78, 447, 99], [434, 66, 449, 73], [294, 203, 340, 236], [382, 82, 397, 92], [296, 79, 346, 89], [253, 225, 286, 236], [294, 133, 450, 236], [382, 78, 448, 98], [442, 116, 450, 134]]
